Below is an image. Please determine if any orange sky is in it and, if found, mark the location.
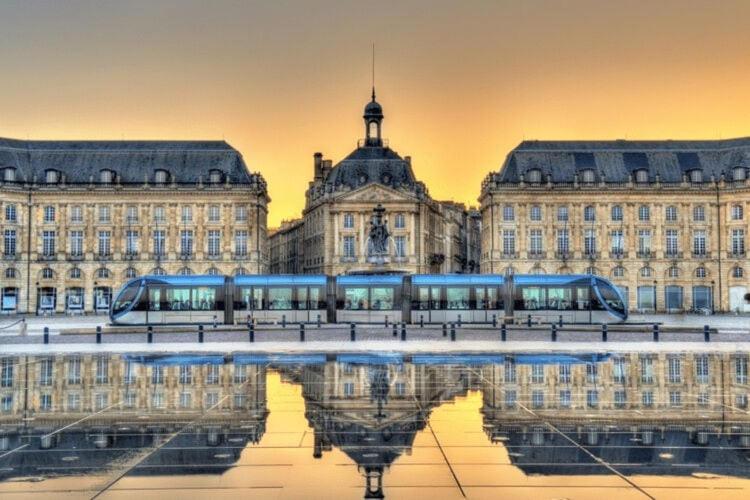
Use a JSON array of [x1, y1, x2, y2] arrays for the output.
[[1, 0, 749, 226]]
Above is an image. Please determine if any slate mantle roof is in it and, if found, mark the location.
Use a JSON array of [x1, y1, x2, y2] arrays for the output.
[[323, 145, 419, 190], [0, 137, 263, 186], [491, 137, 750, 184]]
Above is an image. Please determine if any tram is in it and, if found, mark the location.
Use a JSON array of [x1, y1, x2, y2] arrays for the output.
[[110, 273, 628, 325]]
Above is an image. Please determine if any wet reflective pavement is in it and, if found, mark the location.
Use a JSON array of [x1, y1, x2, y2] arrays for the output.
[[1, 351, 749, 499]]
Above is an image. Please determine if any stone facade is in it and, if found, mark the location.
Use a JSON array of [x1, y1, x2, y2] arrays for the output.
[[480, 139, 750, 313], [0, 139, 268, 315], [269, 90, 480, 276]]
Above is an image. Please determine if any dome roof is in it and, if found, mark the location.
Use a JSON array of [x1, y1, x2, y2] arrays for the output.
[[363, 88, 383, 119]]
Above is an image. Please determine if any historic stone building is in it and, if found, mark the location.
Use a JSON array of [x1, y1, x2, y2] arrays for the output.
[[480, 139, 750, 313], [0, 138, 268, 315], [269, 90, 480, 276]]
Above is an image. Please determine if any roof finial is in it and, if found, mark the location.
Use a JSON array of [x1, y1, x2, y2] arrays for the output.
[[371, 43, 376, 101]]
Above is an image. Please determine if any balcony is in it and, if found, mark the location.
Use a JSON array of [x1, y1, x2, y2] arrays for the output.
[[692, 252, 709, 259], [207, 253, 222, 260], [340, 256, 358, 263], [665, 251, 683, 259], [124, 252, 140, 261], [232, 253, 249, 261], [67, 253, 85, 261], [555, 251, 571, 260], [501, 252, 519, 259], [728, 251, 746, 259], [609, 251, 625, 259], [2, 253, 19, 261], [178, 253, 194, 261], [95, 253, 112, 262], [636, 250, 653, 259], [392, 255, 409, 263], [528, 251, 545, 259], [37, 254, 57, 261], [584, 251, 600, 260]]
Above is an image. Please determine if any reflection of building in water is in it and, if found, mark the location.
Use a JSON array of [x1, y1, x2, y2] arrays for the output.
[[287, 360, 472, 498], [0, 354, 268, 479], [481, 353, 750, 476]]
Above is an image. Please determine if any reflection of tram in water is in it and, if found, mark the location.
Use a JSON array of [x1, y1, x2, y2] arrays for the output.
[[110, 273, 628, 325]]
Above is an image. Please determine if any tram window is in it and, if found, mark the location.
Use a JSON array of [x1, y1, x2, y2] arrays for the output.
[[236, 287, 250, 310], [476, 288, 487, 309], [446, 287, 469, 309], [416, 287, 429, 310], [296, 287, 308, 310], [192, 287, 216, 310], [113, 281, 140, 315], [547, 287, 573, 310], [268, 288, 292, 310], [576, 287, 590, 310], [167, 288, 191, 311], [344, 287, 368, 310], [371, 287, 395, 310], [521, 287, 545, 310], [148, 287, 161, 311], [310, 287, 323, 309], [597, 282, 625, 314], [488, 288, 502, 310]]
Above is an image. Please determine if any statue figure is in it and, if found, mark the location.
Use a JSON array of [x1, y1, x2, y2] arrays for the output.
[[368, 204, 390, 256]]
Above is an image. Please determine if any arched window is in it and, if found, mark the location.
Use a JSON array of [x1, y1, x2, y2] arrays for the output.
[[4, 268, 17, 279], [207, 267, 220, 276], [612, 266, 625, 278], [125, 267, 138, 279], [733, 167, 747, 181], [45, 169, 60, 184], [732, 266, 744, 278], [3, 167, 16, 182], [731, 204, 744, 220], [585, 266, 598, 275], [526, 169, 542, 184], [154, 169, 169, 185], [152, 267, 166, 276], [99, 169, 115, 184], [689, 169, 703, 183], [178, 267, 193, 276], [234, 267, 248, 276], [583, 205, 596, 222], [69, 267, 81, 279], [368, 121, 378, 138], [96, 268, 111, 279], [695, 266, 707, 278], [667, 266, 680, 278], [640, 266, 653, 278], [41, 268, 54, 279], [581, 169, 595, 184], [635, 169, 649, 184], [208, 169, 223, 185], [611, 205, 623, 222]]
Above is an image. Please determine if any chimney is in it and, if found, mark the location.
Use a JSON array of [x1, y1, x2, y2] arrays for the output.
[[314, 152, 323, 180]]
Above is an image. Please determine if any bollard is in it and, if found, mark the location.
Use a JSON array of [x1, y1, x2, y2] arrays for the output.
[[317, 314, 321, 328], [96, 325, 102, 344], [420, 315, 424, 328], [704, 324, 710, 342], [551, 323, 557, 342], [457, 314, 462, 328], [282, 315, 286, 328], [492, 314, 497, 328], [393, 322, 397, 337], [147, 325, 153, 344], [450, 323, 456, 341], [501, 323, 507, 342], [300, 323, 305, 342], [385, 316, 389, 328], [198, 324, 204, 343], [652, 323, 659, 342], [350, 323, 356, 342], [43, 326, 49, 345], [249, 322, 255, 343], [442, 322, 447, 337], [401, 322, 407, 341], [213, 315, 217, 329], [559, 315, 563, 327], [602, 324, 608, 342], [527, 314, 532, 328]]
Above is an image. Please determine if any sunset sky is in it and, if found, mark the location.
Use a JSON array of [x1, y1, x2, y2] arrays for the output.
[[1, 0, 749, 226]]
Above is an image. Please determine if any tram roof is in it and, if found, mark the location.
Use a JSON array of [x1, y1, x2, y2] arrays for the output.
[[412, 274, 505, 286], [142, 275, 226, 286], [234, 275, 327, 286], [513, 274, 594, 285], [336, 275, 404, 285]]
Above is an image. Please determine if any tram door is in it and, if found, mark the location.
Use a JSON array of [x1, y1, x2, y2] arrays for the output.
[[574, 286, 592, 323]]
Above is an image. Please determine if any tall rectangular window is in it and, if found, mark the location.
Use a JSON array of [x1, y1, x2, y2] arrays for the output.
[[395, 235, 406, 257], [67, 357, 81, 385], [207, 230, 221, 256], [502, 230, 515, 255], [70, 205, 83, 223], [43, 206, 55, 223], [504, 359, 516, 383], [180, 230, 193, 256], [394, 213, 405, 228], [126, 205, 138, 224], [695, 355, 709, 384], [529, 229, 543, 254], [235, 205, 247, 222], [70, 230, 83, 256], [95, 357, 109, 384], [731, 229, 745, 255], [529, 205, 542, 221], [153, 230, 165, 256], [736, 356, 748, 384], [556, 229, 569, 254], [125, 230, 139, 255], [693, 205, 705, 221], [5, 204, 17, 222], [0, 358, 13, 387], [343, 213, 354, 229], [181, 205, 192, 223], [98, 205, 110, 223], [667, 357, 682, 383], [503, 205, 515, 221], [638, 229, 651, 254], [640, 356, 654, 384], [39, 358, 53, 386], [693, 230, 707, 255], [557, 206, 568, 221], [665, 206, 678, 221], [3, 229, 16, 256], [153, 206, 166, 223], [611, 229, 624, 254], [98, 231, 111, 257], [638, 205, 650, 221], [558, 364, 571, 384], [584, 229, 596, 255], [343, 235, 355, 258], [612, 357, 626, 384], [235, 230, 248, 256], [665, 229, 679, 255], [531, 364, 544, 383], [42, 230, 56, 256]]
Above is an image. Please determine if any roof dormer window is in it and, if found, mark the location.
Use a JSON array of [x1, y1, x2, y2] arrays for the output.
[[3, 167, 16, 182], [154, 169, 169, 185], [526, 169, 542, 184], [209, 169, 223, 185], [634, 169, 649, 184], [689, 169, 703, 183], [581, 169, 595, 185], [45, 169, 60, 184], [100, 169, 115, 184], [733, 167, 746, 181]]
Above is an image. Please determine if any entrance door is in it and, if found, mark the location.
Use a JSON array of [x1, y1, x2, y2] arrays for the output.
[[665, 286, 683, 313], [95, 287, 112, 313], [1, 288, 18, 313], [637, 286, 656, 312], [729, 286, 750, 313], [37, 287, 56, 314], [692, 286, 712, 313]]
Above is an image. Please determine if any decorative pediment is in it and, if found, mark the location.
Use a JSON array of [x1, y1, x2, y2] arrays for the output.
[[334, 183, 414, 203]]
